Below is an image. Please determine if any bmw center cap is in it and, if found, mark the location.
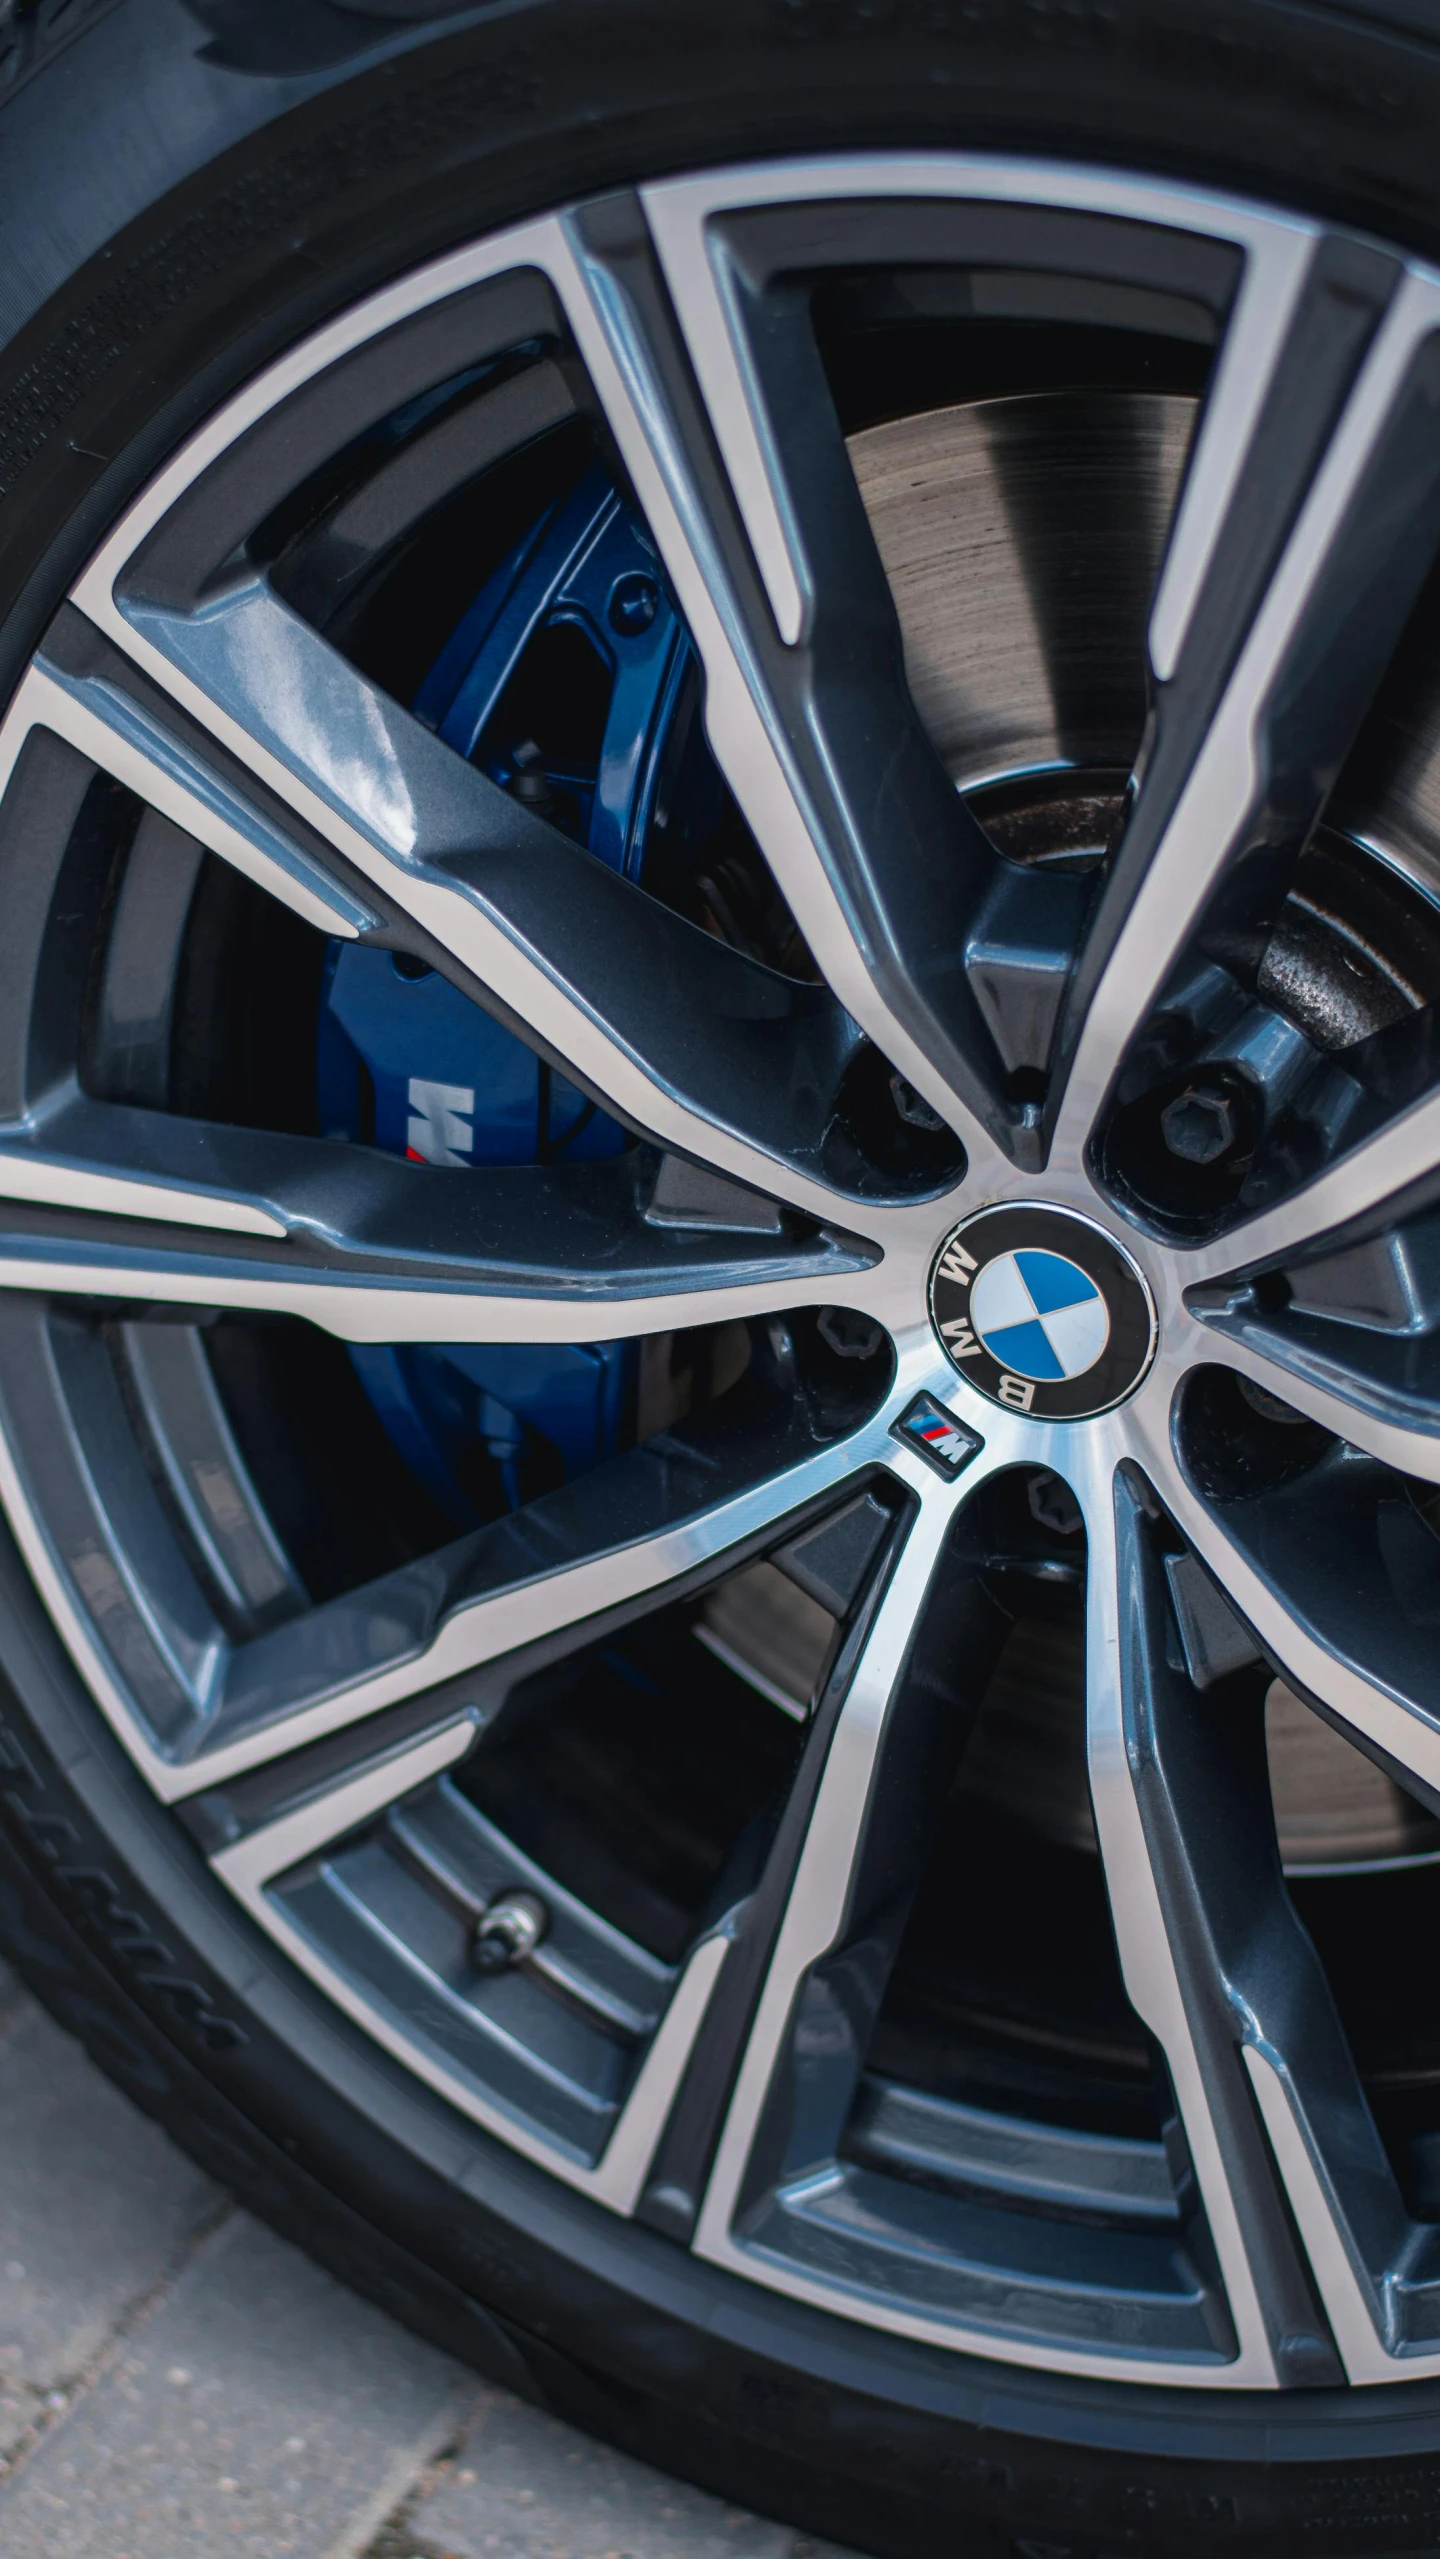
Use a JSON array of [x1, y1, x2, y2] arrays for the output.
[[928, 1204, 1157, 1420]]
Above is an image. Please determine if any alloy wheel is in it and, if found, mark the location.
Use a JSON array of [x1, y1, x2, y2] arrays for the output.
[[7, 150, 1440, 2397]]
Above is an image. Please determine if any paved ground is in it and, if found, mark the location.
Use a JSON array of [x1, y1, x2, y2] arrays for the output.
[[0, 1957, 855, 2559]]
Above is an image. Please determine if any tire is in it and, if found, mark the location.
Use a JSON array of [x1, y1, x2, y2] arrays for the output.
[[9, 6, 1440, 2554]]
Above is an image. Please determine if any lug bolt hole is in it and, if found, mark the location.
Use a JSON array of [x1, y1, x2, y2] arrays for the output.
[[817, 1307, 887, 1362], [888, 1073, 945, 1133], [1026, 1470, 1084, 1538]]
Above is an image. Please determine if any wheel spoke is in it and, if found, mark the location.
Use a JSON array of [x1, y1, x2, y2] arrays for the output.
[[1080, 1455, 1346, 2384], [690, 1438, 1254, 2370], [208, 1707, 734, 2210], [36, 603, 875, 1226], [1052, 255, 1440, 1159], [552, 202, 1012, 1177], [1108, 1443, 1440, 2376], [1137, 1413, 1440, 1837], [1185, 1083, 1440, 1283], [1182, 1301, 1440, 1483], [624, 166, 1364, 1176], [0, 1278, 909, 1798], [0, 1090, 868, 1344], [691, 1477, 980, 2258], [18, 647, 376, 940]]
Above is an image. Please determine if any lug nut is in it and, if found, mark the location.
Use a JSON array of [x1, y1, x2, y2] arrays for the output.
[[472, 1889, 548, 1975], [1159, 1083, 1238, 1166]]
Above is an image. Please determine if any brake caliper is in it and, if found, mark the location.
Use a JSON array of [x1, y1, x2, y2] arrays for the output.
[[316, 464, 688, 1524]]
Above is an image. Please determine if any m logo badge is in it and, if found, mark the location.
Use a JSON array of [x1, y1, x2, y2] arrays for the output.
[[891, 1392, 984, 1479]]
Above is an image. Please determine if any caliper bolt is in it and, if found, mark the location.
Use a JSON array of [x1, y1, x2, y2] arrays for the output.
[[472, 1890, 548, 1976], [1159, 1083, 1238, 1166], [508, 739, 555, 815], [608, 571, 660, 636]]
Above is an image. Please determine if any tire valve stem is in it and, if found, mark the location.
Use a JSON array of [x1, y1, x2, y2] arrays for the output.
[[472, 1889, 549, 1976]]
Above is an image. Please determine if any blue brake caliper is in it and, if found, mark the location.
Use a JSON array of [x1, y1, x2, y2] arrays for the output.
[[316, 464, 690, 1526]]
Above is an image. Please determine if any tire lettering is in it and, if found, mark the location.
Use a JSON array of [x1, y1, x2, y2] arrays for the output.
[[0, 1713, 245, 2052]]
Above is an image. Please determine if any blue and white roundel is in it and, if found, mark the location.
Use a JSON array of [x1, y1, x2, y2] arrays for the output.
[[969, 1249, 1110, 1383]]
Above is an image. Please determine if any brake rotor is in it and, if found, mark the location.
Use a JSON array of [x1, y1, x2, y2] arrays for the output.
[[837, 385, 1440, 1878], [847, 386, 1192, 787]]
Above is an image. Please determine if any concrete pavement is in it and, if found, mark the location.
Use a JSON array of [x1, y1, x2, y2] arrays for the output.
[[0, 1959, 853, 2559]]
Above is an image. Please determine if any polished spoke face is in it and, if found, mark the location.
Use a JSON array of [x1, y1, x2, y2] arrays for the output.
[[30, 609, 878, 1233], [1053, 244, 1417, 1148], [1112, 1409, 1440, 2381], [13, 149, 1440, 2394], [561, 200, 1020, 1171], [1080, 1460, 1365, 2388]]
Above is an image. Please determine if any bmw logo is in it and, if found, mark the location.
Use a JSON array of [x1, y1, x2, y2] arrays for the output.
[[928, 1204, 1157, 1420]]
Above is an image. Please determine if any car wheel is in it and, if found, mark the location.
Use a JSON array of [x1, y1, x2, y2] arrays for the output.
[[7, 4, 1440, 2552]]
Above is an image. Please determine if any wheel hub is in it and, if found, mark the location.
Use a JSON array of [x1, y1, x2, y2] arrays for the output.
[[929, 1202, 1157, 1417]]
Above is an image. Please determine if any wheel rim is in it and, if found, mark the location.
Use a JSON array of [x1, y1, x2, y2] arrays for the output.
[[7, 150, 1440, 2390]]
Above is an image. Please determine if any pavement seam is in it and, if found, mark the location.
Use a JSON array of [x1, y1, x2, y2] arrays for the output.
[[337, 2383, 484, 2559], [360, 2526, 455, 2559], [0, 2188, 235, 2491]]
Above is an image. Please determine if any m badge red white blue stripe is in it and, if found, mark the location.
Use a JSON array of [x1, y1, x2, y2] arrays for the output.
[[890, 1392, 984, 1479]]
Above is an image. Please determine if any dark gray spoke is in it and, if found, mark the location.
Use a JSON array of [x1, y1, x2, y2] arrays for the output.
[[35, 601, 876, 1226], [1187, 1082, 1440, 1285], [198, 1420, 897, 1786], [1098, 1457, 1440, 2379], [1138, 1405, 1440, 1860], [0, 1092, 865, 1343], [638, 1484, 959, 2245], [6, 1293, 907, 2206], [692, 1491, 973, 2254], [641, 166, 1309, 683], [0, 1274, 905, 1801], [1087, 1462, 1355, 2384], [1182, 1288, 1440, 1483], [546, 203, 1009, 1179], [204, 1465, 909, 2206], [208, 1706, 733, 2207], [623, 171, 1368, 1177], [691, 1447, 1246, 2371], [564, 198, 1027, 1161], [1053, 255, 1440, 1159]]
